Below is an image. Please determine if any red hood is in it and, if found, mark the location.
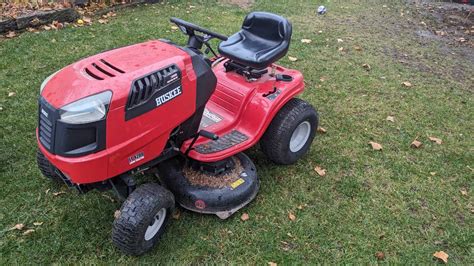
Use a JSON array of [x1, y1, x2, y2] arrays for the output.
[[41, 40, 191, 109]]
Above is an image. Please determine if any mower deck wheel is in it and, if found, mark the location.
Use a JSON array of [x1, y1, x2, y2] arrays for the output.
[[36, 149, 62, 183], [260, 98, 318, 165], [112, 183, 175, 256]]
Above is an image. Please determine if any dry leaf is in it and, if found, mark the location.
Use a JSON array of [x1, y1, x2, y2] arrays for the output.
[[172, 209, 181, 220], [241, 212, 249, 221], [6, 31, 16, 38], [362, 63, 371, 71], [354, 46, 363, 51], [314, 166, 326, 177], [319, 76, 327, 82], [171, 25, 178, 30], [386, 116, 395, 122], [33, 222, 43, 226], [369, 141, 383, 151], [8, 92, 16, 97], [301, 39, 312, 43], [288, 56, 298, 62], [98, 19, 108, 24], [43, 25, 51, 31], [288, 212, 296, 221], [411, 139, 422, 148], [52, 191, 66, 196], [460, 188, 468, 196], [428, 136, 442, 145], [337, 38, 344, 43], [114, 210, 121, 219], [11, 223, 25, 230], [402, 81, 413, 87], [433, 251, 449, 263], [375, 251, 385, 260], [317, 127, 327, 133], [22, 229, 35, 236], [83, 17, 92, 24], [268, 262, 277, 266], [430, 172, 437, 176], [338, 47, 345, 52]]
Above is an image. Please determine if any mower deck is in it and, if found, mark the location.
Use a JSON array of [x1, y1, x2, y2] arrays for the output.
[[182, 60, 304, 162]]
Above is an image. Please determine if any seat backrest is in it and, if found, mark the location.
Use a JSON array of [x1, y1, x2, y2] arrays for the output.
[[241, 12, 292, 43]]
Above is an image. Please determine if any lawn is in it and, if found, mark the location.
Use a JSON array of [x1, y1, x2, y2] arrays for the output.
[[0, 0, 473, 264]]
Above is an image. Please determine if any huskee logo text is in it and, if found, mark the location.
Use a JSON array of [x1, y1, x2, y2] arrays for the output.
[[155, 86, 182, 107]]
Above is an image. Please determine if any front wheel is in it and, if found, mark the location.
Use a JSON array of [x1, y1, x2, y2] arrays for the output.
[[260, 98, 318, 165], [112, 183, 175, 256]]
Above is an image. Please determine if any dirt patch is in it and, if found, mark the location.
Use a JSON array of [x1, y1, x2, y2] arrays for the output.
[[219, 0, 254, 9], [183, 158, 243, 188]]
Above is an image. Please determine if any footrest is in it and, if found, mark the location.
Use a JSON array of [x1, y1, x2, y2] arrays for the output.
[[195, 130, 248, 154]]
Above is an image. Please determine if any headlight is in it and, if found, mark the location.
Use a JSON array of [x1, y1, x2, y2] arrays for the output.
[[59, 91, 112, 124], [40, 70, 61, 93]]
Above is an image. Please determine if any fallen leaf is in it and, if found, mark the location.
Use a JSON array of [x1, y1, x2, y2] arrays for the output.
[[354, 46, 363, 51], [172, 209, 181, 220], [317, 127, 327, 133], [8, 92, 16, 97], [314, 166, 326, 177], [297, 204, 307, 210], [456, 37, 466, 43], [435, 30, 447, 36], [43, 25, 51, 31], [83, 17, 92, 24], [288, 212, 296, 221], [337, 38, 344, 43], [98, 19, 108, 24], [433, 251, 449, 263], [369, 141, 383, 151], [386, 116, 395, 122], [460, 188, 468, 196], [362, 63, 371, 71], [338, 47, 345, 52], [319, 76, 327, 82], [301, 39, 312, 43], [22, 229, 35, 236], [171, 25, 178, 30], [430, 172, 436, 176], [30, 17, 41, 26], [33, 222, 43, 226], [411, 139, 422, 148], [6, 31, 16, 38], [241, 212, 249, 221], [288, 56, 298, 62], [268, 262, 277, 266], [375, 251, 385, 260], [428, 136, 442, 145], [114, 210, 121, 219], [52, 191, 66, 196], [402, 81, 413, 87], [11, 223, 25, 230]]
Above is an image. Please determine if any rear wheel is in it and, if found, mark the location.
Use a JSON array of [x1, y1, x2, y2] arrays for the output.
[[260, 98, 318, 165], [36, 149, 62, 183], [112, 183, 175, 256]]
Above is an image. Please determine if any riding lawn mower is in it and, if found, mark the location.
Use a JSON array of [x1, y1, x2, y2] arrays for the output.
[[36, 12, 319, 255]]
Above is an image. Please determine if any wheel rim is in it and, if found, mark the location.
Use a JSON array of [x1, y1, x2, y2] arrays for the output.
[[144, 208, 166, 241], [289, 121, 311, 152]]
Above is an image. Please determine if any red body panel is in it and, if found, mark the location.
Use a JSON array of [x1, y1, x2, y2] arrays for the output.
[[38, 41, 305, 185], [182, 62, 304, 162], [39, 40, 198, 184]]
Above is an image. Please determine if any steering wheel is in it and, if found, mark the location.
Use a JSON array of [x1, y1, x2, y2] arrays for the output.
[[170, 17, 228, 41]]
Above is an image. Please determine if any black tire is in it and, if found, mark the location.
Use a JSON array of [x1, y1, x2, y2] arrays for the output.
[[112, 183, 175, 256], [36, 149, 62, 183], [260, 98, 318, 165]]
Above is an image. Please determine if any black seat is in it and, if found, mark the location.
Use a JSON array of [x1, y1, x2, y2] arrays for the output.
[[218, 12, 292, 69]]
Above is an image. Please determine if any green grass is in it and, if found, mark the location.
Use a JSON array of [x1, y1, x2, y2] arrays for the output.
[[1, 0, 473, 264]]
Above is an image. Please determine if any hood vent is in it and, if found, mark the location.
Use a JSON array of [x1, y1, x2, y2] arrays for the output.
[[126, 64, 180, 110], [84, 59, 125, 80]]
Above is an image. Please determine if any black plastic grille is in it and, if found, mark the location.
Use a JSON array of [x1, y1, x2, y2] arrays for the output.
[[126, 64, 180, 110], [38, 100, 55, 151]]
